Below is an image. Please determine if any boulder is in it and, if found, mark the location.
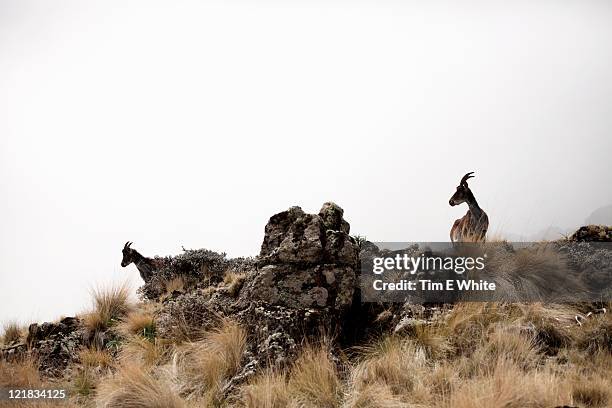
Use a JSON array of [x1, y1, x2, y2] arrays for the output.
[[259, 203, 358, 267], [26, 317, 79, 345], [249, 202, 359, 311], [259, 206, 325, 265], [569, 225, 612, 242], [244, 264, 355, 310], [25, 317, 83, 377], [156, 202, 361, 393], [319, 201, 350, 234]]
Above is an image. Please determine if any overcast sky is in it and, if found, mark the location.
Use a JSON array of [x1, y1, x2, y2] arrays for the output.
[[1, 0, 611, 325]]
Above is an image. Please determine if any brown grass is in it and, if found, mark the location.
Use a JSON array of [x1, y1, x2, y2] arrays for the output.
[[95, 363, 184, 408], [348, 336, 428, 405], [121, 336, 174, 367], [6, 278, 611, 408], [450, 358, 570, 408], [223, 271, 246, 297], [463, 326, 541, 375], [1, 321, 23, 345], [117, 310, 156, 339], [165, 276, 185, 294], [171, 320, 246, 401], [241, 370, 290, 408], [91, 282, 133, 323], [571, 375, 610, 407], [80, 282, 133, 349], [82, 282, 132, 332], [287, 344, 342, 408], [0, 355, 40, 388], [79, 347, 113, 369]]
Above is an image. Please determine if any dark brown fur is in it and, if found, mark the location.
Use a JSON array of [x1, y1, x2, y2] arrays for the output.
[[449, 172, 489, 242]]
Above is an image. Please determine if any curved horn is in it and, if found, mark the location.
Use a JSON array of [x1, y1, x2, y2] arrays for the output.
[[460, 172, 475, 186], [124, 241, 132, 249]]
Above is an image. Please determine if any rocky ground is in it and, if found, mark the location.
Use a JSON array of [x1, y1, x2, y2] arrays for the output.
[[1, 204, 611, 408]]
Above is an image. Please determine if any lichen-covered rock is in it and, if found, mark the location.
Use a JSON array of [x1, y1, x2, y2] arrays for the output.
[[248, 202, 358, 311], [25, 317, 83, 377], [570, 225, 612, 242], [319, 201, 350, 234], [244, 264, 355, 310], [155, 202, 361, 396], [26, 317, 80, 345], [259, 206, 325, 265], [258, 203, 358, 267], [324, 230, 359, 267]]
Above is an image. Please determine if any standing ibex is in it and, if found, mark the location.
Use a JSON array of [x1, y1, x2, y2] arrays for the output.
[[449, 172, 489, 242], [121, 242, 164, 282]]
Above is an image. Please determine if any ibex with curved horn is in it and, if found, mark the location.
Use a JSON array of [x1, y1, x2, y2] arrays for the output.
[[449, 172, 489, 242], [121, 242, 162, 282]]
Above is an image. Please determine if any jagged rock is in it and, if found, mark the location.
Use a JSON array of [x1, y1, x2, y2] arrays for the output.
[[26, 317, 79, 345], [244, 264, 355, 310], [25, 317, 83, 377], [236, 302, 332, 365], [247, 202, 358, 311], [569, 225, 612, 242], [324, 230, 359, 267], [259, 203, 358, 267], [259, 206, 325, 265], [319, 202, 350, 234], [155, 202, 361, 397]]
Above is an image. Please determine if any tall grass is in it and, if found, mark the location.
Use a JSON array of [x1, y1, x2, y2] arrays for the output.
[[81, 282, 133, 347], [171, 319, 246, 401], [1, 321, 23, 345], [96, 363, 184, 408]]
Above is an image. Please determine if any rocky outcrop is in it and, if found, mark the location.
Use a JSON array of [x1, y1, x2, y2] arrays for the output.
[[248, 203, 358, 311], [26, 317, 83, 377], [156, 202, 361, 392], [569, 225, 612, 242]]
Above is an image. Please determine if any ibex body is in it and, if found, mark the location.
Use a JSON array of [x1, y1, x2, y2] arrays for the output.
[[449, 172, 488, 242], [121, 242, 164, 282]]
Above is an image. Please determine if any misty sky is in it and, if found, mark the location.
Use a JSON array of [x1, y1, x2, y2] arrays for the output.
[[1, 0, 611, 324]]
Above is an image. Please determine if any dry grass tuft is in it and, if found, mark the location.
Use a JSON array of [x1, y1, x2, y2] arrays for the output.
[[1, 321, 23, 345], [91, 282, 133, 323], [464, 327, 541, 375], [165, 276, 186, 294], [82, 282, 133, 336], [223, 271, 246, 297], [121, 336, 174, 367], [80, 282, 133, 350], [171, 320, 246, 400], [450, 358, 570, 408], [287, 344, 342, 408], [571, 376, 610, 407], [410, 323, 452, 359], [575, 311, 612, 353], [241, 370, 290, 408], [73, 367, 97, 398], [349, 336, 427, 405], [79, 347, 113, 369], [96, 363, 184, 408], [343, 382, 406, 408], [0, 355, 40, 388], [118, 310, 157, 340]]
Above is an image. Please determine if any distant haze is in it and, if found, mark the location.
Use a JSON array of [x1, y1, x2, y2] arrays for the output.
[[1, 0, 611, 325]]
